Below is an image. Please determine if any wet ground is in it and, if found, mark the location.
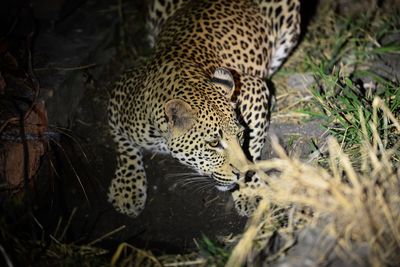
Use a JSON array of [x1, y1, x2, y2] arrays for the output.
[[7, 0, 326, 254]]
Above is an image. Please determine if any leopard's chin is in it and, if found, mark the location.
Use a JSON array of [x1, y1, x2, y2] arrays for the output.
[[215, 183, 237, 192]]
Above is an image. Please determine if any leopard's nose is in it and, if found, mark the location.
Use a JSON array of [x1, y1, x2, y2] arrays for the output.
[[244, 170, 256, 182], [232, 170, 240, 180], [228, 183, 239, 192]]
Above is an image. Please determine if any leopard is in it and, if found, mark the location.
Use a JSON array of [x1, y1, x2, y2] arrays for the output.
[[108, 0, 300, 217]]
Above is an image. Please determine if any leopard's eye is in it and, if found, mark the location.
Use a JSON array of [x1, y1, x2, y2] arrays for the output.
[[208, 140, 220, 148], [237, 131, 244, 139]]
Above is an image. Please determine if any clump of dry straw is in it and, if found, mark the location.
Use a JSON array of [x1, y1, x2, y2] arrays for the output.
[[227, 97, 400, 267]]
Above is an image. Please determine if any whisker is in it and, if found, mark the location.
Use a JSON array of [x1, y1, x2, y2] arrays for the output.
[[177, 177, 215, 193], [177, 175, 209, 181], [176, 178, 211, 188], [176, 175, 206, 180], [47, 136, 90, 203], [193, 182, 216, 194], [178, 178, 208, 184], [166, 172, 220, 194], [165, 172, 202, 177], [210, 210, 238, 221], [173, 175, 210, 183]]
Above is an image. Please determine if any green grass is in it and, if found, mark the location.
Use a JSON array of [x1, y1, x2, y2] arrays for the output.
[[272, 2, 400, 122], [290, 3, 400, 162], [298, 2, 400, 71], [197, 235, 230, 266], [303, 62, 400, 161]]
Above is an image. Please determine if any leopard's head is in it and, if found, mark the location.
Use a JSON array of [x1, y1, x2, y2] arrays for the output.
[[165, 67, 251, 190]]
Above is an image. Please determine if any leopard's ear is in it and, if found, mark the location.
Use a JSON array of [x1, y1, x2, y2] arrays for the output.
[[164, 99, 196, 136], [211, 67, 236, 100]]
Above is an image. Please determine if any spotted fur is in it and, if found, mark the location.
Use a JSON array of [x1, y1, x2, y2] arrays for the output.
[[108, 0, 300, 217]]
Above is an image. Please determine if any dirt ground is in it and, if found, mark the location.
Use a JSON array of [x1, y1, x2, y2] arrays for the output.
[[2, 0, 326, 255]]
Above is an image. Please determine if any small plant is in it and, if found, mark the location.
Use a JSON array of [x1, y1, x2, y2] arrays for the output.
[[305, 63, 400, 162], [197, 235, 230, 266], [294, 4, 400, 162]]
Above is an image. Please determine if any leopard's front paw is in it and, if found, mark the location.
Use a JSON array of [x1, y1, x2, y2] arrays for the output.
[[231, 174, 267, 217], [232, 187, 263, 217], [108, 178, 147, 217]]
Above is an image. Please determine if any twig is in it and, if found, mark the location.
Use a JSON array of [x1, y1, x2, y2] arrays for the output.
[[0, 245, 14, 267], [117, 0, 126, 49], [111, 243, 162, 267], [34, 63, 98, 72], [88, 225, 126, 246], [48, 138, 90, 203], [60, 207, 77, 241], [163, 259, 206, 266], [0, 117, 19, 134]]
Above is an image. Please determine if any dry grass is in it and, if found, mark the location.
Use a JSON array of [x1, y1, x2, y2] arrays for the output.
[[227, 97, 400, 267], [111, 242, 163, 267]]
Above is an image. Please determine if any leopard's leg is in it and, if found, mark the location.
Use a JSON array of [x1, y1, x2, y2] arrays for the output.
[[232, 74, 272, 216], [232, 175, 267, 217], [255, 0, 301, 74], [237, 75, 272, 161], [108, 133, 147, 217]]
